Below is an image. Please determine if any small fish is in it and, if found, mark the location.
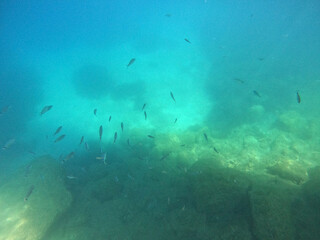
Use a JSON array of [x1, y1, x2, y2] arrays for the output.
[[24, 164, 32, 178], [165, 13, 171, 17], [170, 91, 176, 102], [67, 175, 77, 179], [2, 138, 15, 150], [40, 105, 53, 115], [94, 108, 97, 116], [258, 57, 265, 61], [203, 133, 208, 142], [114, 132, 117, 143], [127, 138, 130, 146], [127, 58, 136, 68], [121, 122, 124, 132], [142, 103, 146, 111], [99, 125, 103, 141], [24, 185, 35, 201], [79, 136, 84, 145], [253, 90, 261, 98], [296, 91, 301, 103], [233, 78, 244, 84], [54, 126, 62, 135], [28, 150, 36, 155], [184, 38, 191, 44], [213, 147, 219, 154], [148, 135, 155, 139], [174, 118, 177, 124], [64, 152, 74, 162], [108, 115, 112, 122], [0, 105, 11, 115], [144, 111, 147, 120], [54, 134, 66, 143], [85, 142, 89, 151], [180, 144, 186, 147], [96, 152, 107, 164], [160, 153, 170, 161]]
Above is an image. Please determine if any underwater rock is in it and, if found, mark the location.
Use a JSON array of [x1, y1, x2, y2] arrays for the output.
[[188, 158, 254, 238], [249, 177, 298, 240], [276, 111, 312, 139], [90, 176, 124, 202], [267, 159, 308, 185], [0, 155, 72, 240]]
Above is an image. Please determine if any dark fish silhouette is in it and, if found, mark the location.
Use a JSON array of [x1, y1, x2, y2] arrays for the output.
[[121, 122, 124, 132], [127, 138, 130, 146], [148, 135, 155, 139], [213, 147, 219, 153], [99, 125, 103, 141], [24, 185, 34, 201], [170, 91, 176, 102], [40, 105, 53, 115], [54, 126, 62, 136], [144, 111, 147, 120], [174, 118, 177, 124], [184, 38, 191, 44], [296, 91, 301, 103], [114, 132, 118, 143], [54, 134, 66, 143], [0, 105, 11, 115], [233, 78, 244, 84], [160, 153, 170, 161], [253, 90, 261, 98], [142, 103, 146, 111], [203, 133, 208, 142], [127, 58, 136, 68], [165, 13, 171, 17], [109, 115, 112, 122], [85, 142, 89, 151], [79, 136, 84, 145], [94, 109, 97, 116], [64, 152, 75, 162]]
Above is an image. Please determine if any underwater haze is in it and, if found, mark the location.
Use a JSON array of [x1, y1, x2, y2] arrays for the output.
[[1, 1, 320, 239]]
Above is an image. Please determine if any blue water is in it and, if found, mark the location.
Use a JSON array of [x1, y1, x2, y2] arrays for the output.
[[1, 1, 320, 239]]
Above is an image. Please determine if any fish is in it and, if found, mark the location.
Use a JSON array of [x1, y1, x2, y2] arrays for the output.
[[253, 90, 261, 98], [121, 122, 124, 132], [2, 138, 15, 150], [114, 132, 118, 143], [165, 13, 171, 17], [184, 38, 191, 44], [258, 57, 265, 61], [174, 118, 177, 124], [213, 147, 219, 154], [127, 138, 130, 146], [203, 133, 208, 142], [24, 185, 34, 201], [54, 134, 66, 143], [40, 105, 53, 115], [79, 136, 84, 145], [109, 115, 112, 122], [99, 125, 103, 141], [96, 152, 107, 165], [0, 105, 11, 115], [148, 135, 155, 139], [170, 91, 176, 102], [142, 103, 146, 111], [64, 152, 74, 162], [85, 142, 89, 151], [24, 164, 32, 178], [296, 91, 301, 103], [127, 58, 136, 68], [94, 109, 97, 116], [54, 126, 62, 135], [67, 176, 77, 179], [160, 153, 170, 161], [233, 78, 244, 84], [144, 111, 147, 120]]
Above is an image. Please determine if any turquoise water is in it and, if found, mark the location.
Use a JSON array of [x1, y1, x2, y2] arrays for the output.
[[1, 1, 320, 239]]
